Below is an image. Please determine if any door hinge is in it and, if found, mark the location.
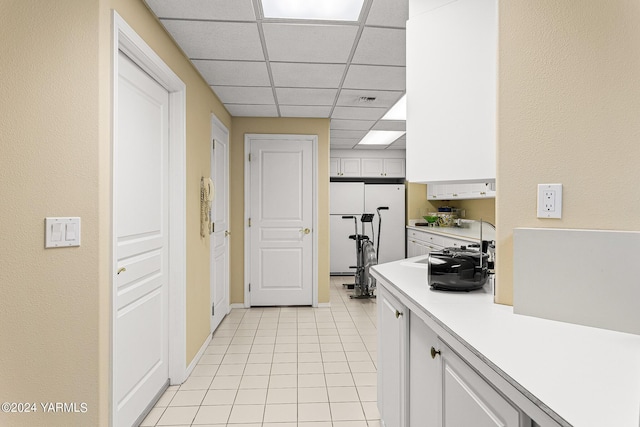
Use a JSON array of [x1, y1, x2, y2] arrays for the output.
[[211, 303, 215, 316], [212, 139, 215, 150], [248, 152, 251, 162], [248, 218, 251, 227], [249, 283, 251, 292]]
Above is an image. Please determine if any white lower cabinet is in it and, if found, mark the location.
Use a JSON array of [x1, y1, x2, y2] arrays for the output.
[[438, 338, 521, 426], [380, 286, 531, 427], [377, 286, 407, 427], [409, 312, 439, 427], [406, 228, 476, 258]]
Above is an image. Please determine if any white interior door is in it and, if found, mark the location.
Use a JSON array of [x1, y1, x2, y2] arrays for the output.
[[114, 51, 169, 426], [247, 136, 315, 306], [210, 119, 229, 332]]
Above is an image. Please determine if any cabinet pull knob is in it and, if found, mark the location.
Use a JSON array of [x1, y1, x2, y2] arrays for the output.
[[430, 347, 441, 359], [395, 310, 403, 319]]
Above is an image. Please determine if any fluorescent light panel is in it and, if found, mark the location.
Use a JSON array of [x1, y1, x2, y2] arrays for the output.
[[381, 94, 406, 120], [261, 0, 365, 21], [358, 130, 406, 146]]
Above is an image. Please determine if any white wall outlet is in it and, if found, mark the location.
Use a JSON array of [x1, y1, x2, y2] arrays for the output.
[[537, 184, 562, 218], [45, 217, 81, 248]]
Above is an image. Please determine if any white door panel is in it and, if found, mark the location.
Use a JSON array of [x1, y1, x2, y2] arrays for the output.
[[115, 51, 169, 427], [210, 121, 229, 333], [248, 137, 314, 306]]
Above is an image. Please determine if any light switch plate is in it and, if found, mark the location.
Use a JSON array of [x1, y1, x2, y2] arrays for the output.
[[537, 184, 562, 218], [45, 217, 81, 248]]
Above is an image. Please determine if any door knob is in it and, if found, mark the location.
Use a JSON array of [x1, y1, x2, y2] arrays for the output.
[[225, 230, 230, 237], [117, 267, 126, 275], [395, 310, 403, 318], [430, 347, 441, 359], [300, 228, 311, 235]]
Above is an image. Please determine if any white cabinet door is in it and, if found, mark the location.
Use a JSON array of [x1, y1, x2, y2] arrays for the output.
[[409, 312, 440, 427], [330, 157, 340, 177], [406, 0, 497, 184], [361, 158, 385, 177], [384, 158, 406, 177], [341, 158, 361, 177], [378, 286, 407, 427], [438, 338, 521, 427]]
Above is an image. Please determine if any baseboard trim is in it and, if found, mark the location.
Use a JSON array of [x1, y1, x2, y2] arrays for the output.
[[183, 332, 212, 382], [229, 303, 245, 309], [317, 302, 331, 308]]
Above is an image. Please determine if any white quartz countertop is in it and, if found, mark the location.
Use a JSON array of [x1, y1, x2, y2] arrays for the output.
[[406, 220, 496, 242], [371, 256, 640, 427]]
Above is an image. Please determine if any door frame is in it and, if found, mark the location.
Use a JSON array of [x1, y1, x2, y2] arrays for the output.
[[111, 11, 187, 423], [243, 134, 319, 308], [210, 114, 230, 331]]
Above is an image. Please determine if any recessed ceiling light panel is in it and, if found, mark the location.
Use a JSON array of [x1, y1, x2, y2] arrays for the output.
[[381, 94, 406, 121], [358, 130, 406, 146], [261, 0, 365, 21]]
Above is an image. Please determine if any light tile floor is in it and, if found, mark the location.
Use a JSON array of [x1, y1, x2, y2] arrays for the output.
[[140, 276, 380, 427]]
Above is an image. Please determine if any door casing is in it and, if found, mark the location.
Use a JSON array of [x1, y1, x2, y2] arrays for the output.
[[210, 114, 230, 332], [243, 134, 319, 308], [112, 11, 187, 425]]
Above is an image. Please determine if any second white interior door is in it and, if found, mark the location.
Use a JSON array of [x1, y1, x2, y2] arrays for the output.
[[247, 135, 315, 306]]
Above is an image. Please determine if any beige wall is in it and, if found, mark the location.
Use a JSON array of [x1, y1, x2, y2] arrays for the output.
[[230, 118, 331, 305], [0, 2, 101, 426], [108, 0, 232, 370], [496, 1, 640, 304], [1, 1, 229, 425], [406, 184, 496, 224]]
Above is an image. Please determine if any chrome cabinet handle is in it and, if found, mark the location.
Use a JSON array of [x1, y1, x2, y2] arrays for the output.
[[395, 310, 403, 319], [431, 347, 441, 359]]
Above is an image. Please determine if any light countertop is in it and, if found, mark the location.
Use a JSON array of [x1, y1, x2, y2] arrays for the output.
[[371, 256, 640, 427]]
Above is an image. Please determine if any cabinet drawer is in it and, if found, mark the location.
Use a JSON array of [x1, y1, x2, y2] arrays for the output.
[[408, 229, 444, 247], [441, 236, 475, 249]]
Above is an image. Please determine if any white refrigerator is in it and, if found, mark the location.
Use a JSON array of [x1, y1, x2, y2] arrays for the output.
[[330, 182, 406, 274]]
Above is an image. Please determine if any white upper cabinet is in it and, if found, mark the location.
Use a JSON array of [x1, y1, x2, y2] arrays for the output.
[[406, 0, 497, 184], [427, 182, 496, 200], [331, 157, 362, 177], [361, 158, 406, 177], [331, 154, 406, 178]]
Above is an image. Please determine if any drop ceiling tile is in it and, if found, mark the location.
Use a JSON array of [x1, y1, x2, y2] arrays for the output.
[[161, 20, 264, 60], [331, 130, 368, 139], [211, 86, 275, 104], [145, 0, 256, 21], [276, 88, 337, 106], [271, 63, 346, 88], [330, 119, 375, 130], [279, 105, 332, 118], [387, 140, 407, 149], [193, 60, 270, 86], [330, 139, 360, 147], [366, 0, 409, 28], [225, 104, 278, 117], [352, 27, 406, 66], [332, 106, 388, 121], [336, 89, 404, 108], [263, 23, 358, 63], [371, 120, 406, 131], [343, 65, 406, 91]]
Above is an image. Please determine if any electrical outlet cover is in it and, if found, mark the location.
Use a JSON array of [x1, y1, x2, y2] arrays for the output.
[[537, 184, 562, 218]]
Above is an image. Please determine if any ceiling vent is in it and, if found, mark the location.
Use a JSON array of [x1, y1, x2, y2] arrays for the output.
[[358, 96, 377, 104]]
